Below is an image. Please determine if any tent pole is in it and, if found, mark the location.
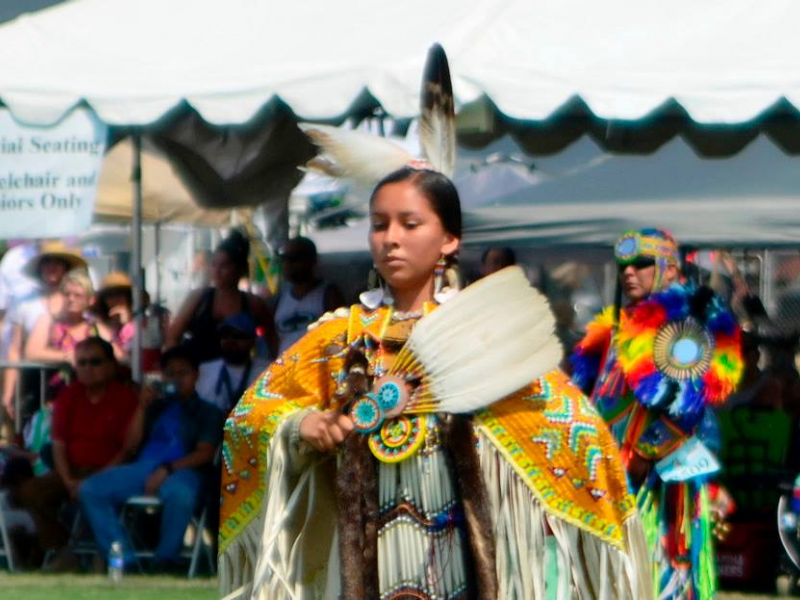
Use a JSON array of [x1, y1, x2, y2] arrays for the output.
[[154, 222, 161, 305], [131, 132, 144, 382]]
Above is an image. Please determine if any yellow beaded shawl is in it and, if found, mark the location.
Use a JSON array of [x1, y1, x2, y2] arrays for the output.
[[220, 303, 636, 563]]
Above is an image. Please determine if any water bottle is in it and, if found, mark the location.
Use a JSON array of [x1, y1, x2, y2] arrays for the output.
[[108, 540, 124, 583]]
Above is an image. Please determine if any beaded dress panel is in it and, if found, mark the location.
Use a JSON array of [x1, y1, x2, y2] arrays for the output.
[[374, 315, 469, 600]]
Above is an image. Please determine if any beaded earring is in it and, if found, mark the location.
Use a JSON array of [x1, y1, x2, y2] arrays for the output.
[[360, 264, 393, 310], [434, 254, 460, 304]]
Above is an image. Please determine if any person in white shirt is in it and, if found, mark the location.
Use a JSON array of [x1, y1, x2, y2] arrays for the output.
[[0, 242, 41, 359], [1, 242, 87, 428], [195, 313, 269, 415], [272, 237, 343, 354]]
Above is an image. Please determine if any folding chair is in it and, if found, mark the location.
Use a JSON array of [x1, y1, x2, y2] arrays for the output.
[[0, 491, 16, 571], [41, 501, 99, 569], [120, 495, 215, 577]]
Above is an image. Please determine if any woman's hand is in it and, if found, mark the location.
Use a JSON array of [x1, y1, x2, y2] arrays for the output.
[[299, 410, 354, 453], [108, 304, 132, 326]]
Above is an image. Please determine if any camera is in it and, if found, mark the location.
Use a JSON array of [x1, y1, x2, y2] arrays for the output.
[[143, 373, 179, 398]]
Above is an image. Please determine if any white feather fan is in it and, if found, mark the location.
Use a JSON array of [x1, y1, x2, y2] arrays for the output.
[[390, 266, 563, 414]]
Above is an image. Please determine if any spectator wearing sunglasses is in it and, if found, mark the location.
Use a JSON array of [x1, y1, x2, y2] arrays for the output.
[[195, 313, 269, 414], [16, 337, 137, 569]]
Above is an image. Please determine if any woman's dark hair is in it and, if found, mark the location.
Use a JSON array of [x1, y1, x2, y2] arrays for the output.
[[216, 229, 250, 273], [75, 336, 116, 363], [370, 167, 462, 238]]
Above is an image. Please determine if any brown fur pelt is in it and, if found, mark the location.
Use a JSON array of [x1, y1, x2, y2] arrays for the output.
[[335, 342, 498, 599], [444, 414, 499, 600], [336, 341, 380, 599], [337, 433, 380, 599]]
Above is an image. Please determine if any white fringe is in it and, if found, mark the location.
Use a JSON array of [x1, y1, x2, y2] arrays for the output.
[[219, 520, 260, 600], [219, 416, 339, 600], [478, 431, 654, 600], [219, 420, 653, 600]]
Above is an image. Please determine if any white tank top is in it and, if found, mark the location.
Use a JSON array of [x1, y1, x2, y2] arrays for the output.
[[274, 283, 327, 354]]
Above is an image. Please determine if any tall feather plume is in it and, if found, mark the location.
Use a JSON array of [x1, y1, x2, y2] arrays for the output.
[[390, 267, 563, 414], [419, 43, 456, 178], [298, 123, 413, 186]]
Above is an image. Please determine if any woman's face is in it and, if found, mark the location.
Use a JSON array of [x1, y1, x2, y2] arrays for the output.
[[63, 282, 91, 316], [211, 250, 241, 288], [369, 181, 459, 295], [39, 258, 68, 288], [103, 291, 130, 311]]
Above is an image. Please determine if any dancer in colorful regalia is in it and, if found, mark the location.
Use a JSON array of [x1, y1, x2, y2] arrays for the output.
[[218, 45, 652, 600], [571, 229, 743, 600]]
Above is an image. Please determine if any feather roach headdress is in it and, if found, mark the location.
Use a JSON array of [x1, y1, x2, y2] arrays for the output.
[[300, 43, 456, 181]]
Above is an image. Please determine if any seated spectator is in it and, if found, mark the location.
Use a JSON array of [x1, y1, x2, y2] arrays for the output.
[[166, 230, 278, 363], [196, 313, 269, 415], [0, 397, 53, 480], [0, 397, 54, 568], [93, 272, 134, 363], [79, 346, 223, 569], [16, 338, 137, 568], [479, 246, 516, 279], [2, 242, 86, 426], [273, 237, 343, 354]]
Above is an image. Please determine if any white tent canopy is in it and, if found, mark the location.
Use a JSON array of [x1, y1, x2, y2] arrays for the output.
[[310, 135, 800, 252], [1, 0, 800, 156]]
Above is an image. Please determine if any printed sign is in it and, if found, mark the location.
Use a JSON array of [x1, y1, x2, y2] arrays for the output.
[[0, 108, 107, 239], [655, 436, 721, 482]]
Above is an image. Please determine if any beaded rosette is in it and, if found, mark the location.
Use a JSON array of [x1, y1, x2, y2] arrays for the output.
[[616, 284, 742, 415], [368, 414, 427, 462], [352, 377, 427, 462]]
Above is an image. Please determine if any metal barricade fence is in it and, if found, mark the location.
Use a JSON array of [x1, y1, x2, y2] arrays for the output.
[[0, 360, 65, 432]]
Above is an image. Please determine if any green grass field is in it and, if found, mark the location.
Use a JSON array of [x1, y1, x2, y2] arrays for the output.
[[0, 573, 218, 600], [0, 573, 793, 600]]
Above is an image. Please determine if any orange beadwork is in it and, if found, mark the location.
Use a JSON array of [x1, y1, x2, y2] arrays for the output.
[[220, 304, 636, 553]]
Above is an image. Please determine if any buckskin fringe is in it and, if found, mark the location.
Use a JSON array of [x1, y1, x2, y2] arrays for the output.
[[478, 431, 653, 600]]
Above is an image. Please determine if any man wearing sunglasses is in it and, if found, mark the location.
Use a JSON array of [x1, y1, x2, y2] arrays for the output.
[[195, 312, 269, 414], [78, 346, 223, 570], [17, 337, 137, 569], [571, 228, 743, 600]]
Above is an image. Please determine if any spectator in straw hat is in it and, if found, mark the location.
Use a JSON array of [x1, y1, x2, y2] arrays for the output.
[[93, 272, 135, 362], [2, 242, 87, 426]]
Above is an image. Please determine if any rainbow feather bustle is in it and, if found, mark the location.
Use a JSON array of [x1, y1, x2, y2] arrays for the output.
[[571, 283, 743, 600], [616, 284, 742, 427]]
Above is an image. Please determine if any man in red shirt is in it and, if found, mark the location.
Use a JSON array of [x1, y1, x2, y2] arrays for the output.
[[17, 336, 137, 565]]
